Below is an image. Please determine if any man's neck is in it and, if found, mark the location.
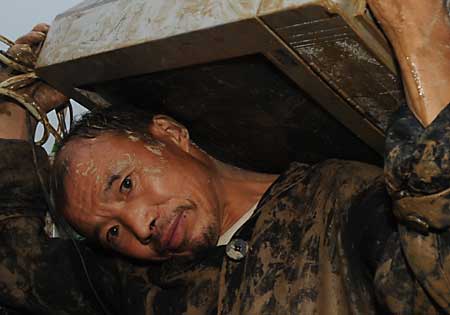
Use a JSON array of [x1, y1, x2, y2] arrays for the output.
[[212, 159, 278, 235]]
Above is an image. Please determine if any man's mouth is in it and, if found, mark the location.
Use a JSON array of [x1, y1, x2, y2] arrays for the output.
[[160, 211, 186, 252]]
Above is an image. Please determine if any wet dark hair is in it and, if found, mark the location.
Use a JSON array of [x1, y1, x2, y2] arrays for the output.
[[57, 106, 159, 150]]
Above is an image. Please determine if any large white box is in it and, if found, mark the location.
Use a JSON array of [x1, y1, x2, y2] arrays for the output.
[[37, 0, 404, 170]]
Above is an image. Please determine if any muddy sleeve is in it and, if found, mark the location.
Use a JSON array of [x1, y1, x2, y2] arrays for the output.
[[385, 103, 450, 230], [383, 103, 450, 314], [0, 139, 121, 315]]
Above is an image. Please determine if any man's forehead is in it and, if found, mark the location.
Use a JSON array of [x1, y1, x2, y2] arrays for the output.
[[62, 134, 168, 188], [62, 134, 136, 164], [67, 152, 136, 185]]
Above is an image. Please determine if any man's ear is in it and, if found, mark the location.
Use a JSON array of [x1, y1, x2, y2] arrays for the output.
[[148, 115, 190, 151]]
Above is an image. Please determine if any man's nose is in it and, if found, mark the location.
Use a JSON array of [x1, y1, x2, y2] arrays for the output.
[[121, 208, 158, 244]]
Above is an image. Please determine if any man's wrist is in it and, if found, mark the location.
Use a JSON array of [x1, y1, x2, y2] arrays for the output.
[[378, 5, 450, 126], [0, 99, 36, 141], [0, 64, 39, 140]]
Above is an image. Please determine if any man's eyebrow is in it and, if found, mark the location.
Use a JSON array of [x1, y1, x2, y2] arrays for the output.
[[104, 174, 121, 192]]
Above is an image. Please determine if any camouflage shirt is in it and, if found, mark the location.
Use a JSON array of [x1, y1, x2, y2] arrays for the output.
[[1, 105, 450, 315]]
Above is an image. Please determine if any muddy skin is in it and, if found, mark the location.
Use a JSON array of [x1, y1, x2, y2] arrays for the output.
[[368, 0, 450, 126]]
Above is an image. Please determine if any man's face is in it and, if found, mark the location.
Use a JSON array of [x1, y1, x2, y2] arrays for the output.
[[59, 121, 222, 261]]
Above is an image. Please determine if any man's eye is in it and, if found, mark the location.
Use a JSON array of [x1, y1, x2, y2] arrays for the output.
[[106, 226, 120, 243], [120, 176, 133, 193]]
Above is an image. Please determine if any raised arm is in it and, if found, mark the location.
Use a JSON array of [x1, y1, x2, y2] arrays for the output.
[[368, 0, 450, 313], [0, 25, 119, 314], [0, 24, 67, 141], [372, 0, 450, 236]]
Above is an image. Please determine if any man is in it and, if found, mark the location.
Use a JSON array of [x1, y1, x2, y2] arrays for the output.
[[0, 0, 449, 314]]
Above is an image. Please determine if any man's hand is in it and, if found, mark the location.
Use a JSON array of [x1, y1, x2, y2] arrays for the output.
[[367, 0, 445, 40], [0, 24, 69, 141], [5, 23, 69, 113], [367, 0, 450, 126]]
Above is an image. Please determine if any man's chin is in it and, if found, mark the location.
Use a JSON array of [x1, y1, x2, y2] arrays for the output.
[[168, 237, 217, 260], [189, 235, 220, 256]]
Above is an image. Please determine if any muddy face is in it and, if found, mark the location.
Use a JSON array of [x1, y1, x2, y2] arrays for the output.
[[58, 129, 222, 261]]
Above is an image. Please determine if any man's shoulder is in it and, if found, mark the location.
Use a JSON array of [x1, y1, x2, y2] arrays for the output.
[[272, 159, 384, 202], [264, 159, 383, 203], [307, 159, 384, 203], [284, 159, 382, 184], [312, 159, 383, 181]]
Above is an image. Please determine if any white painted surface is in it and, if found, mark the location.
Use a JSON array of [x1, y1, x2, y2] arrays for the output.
[[258, 0, 362, 16], [38, 0, 263, 67], [38, 0, 365, 67]]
